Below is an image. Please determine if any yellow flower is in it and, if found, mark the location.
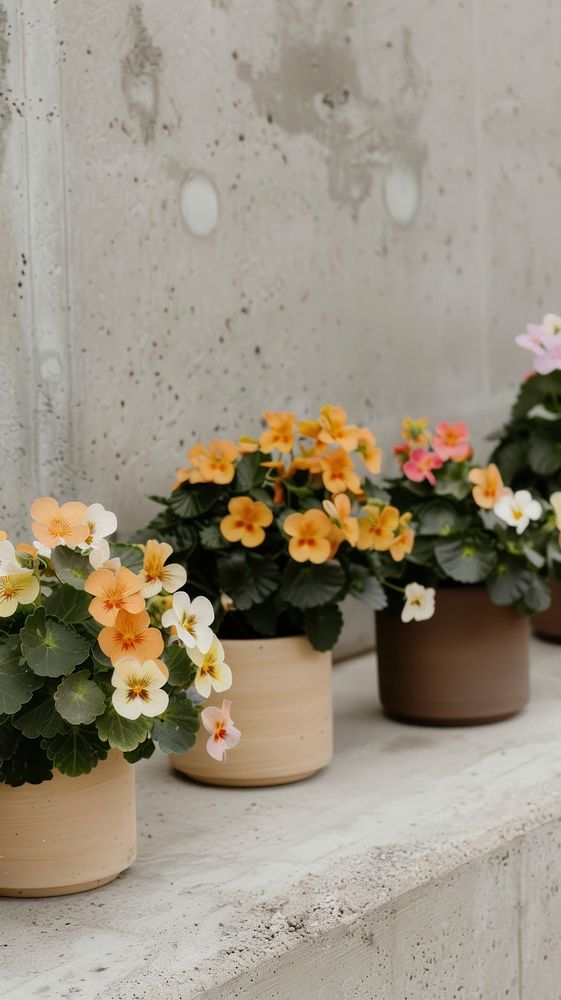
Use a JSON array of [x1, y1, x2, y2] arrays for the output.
[[357, 504, 400, 551], [220, 496, 273, 548], [259, 412, 297, 454], [317, 405, 359, 452], [283, 509, 332, 564], [189, 636, 233, 698], [468, 464, 505, 509], [0, 572, 40, 617], [138, 540, 187, 597], [321, 448, 361, 494], [401, 418, 430, 447], [389, 513, 415, 561], [322, 494, 359, 547], [356, 428, 382, 475], [189, 440, 239, 485]]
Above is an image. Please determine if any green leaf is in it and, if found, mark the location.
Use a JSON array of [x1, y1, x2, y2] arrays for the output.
[[512, 372, 561, 419], [91, 642, 113, 672], [0, 721, 19, 762], [200, 523, 229, 551], [13, 687, 67, 738], [348, 564, 387, 610], [0, 635, 42, 715], [416, 501, 467, 537], [109, 542, 144, 573], [486, 560, 534, 605], [44, 585, 91, 623], [163, 643, 197, 687], [218, 551, 281, 611], [492, 439, 529, 484], [280, 560, 345, 609], [51, 547, 90, 590], [54, 670, 106, 725], [528, 432, 561, 476], [434, 464, 471, 500], [151, 695, 200, 754], [95, 703, 152, 752], [407, 535, 437, 567], [123, 738, 156, 764], [522, 575, 551, 614], [20, 607, 91, 677], [0, 738, 53, 786], [304, 603, 343, 651], [235, 451, 267, 491], [42, 726, 108, 777], [169, 484, 221, 519], [435, 539, 498, 584]]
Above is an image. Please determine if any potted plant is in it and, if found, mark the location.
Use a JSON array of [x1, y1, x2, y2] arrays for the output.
[[139, 405, 415, 786], [376, 418, 552, 725], [0, 498, 238, 897], [490, 312, 561, 641]]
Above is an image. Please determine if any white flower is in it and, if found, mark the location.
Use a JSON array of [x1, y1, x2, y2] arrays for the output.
[[0, 540, 23, 576], [550, 492, 561, 531], [111, 657, 169, 720], [0, 572, 40, 617], [33, 540, 51, 559], [543, 313, 561, 335], [494, 489, 542, 535], [189, 636, 232, 698], [161, 592, 215, 654], [80, 503, 118, 568], [401, 582, 436, 623], [138, 540, 187, 598]]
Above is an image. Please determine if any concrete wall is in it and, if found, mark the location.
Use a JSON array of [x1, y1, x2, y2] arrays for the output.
[[0, 2, 558, 535]]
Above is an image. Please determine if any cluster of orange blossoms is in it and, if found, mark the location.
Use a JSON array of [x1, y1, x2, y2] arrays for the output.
[[172, 406, 414, 566]]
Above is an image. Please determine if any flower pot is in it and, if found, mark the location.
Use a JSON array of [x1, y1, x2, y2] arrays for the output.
[[533, 578, 561, 642], [0, 750, 136, 897], [171, 636, 333, 787], [376, 586, 530, 726]]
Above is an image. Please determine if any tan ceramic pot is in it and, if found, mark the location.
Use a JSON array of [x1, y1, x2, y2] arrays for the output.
[[0, 750, 136, 897], [533, 578, 561, 642], [376, 586, 530, 726], [172, 635, 333, 787]]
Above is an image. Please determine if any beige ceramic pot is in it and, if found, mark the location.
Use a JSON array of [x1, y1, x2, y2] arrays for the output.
[[172, 635, 333, 787], [0, 750, 136, 897], [533, 578, 561, 642], [376, 586, 530, 726]]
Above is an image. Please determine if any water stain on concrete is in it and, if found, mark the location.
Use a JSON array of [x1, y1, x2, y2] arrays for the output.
[[0, 5, 11, 174], [237, 9, 426, 217], [121, 4, 162, 143]]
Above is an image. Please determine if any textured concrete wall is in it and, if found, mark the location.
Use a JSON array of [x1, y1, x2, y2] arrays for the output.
[[0, 0, 558, 537]]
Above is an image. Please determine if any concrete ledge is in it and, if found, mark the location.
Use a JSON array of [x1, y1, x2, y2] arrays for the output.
[[2, 640, 561, 999]]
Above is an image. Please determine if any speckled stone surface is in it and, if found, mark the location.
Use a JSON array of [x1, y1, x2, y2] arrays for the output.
[[2, 639, 561, 998]]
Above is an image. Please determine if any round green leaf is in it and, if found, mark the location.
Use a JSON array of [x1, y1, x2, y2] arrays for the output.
[[44, 585, 91, 623], [218, 552, 280, 611], [13, 687, 67, 738], [487, 561, 535, 606], [151, 696, 200, 754], [280, 560, 345, 609], [95, 703, 152, 752], [20, 607, 91, 677], [54, 670, 106, 725], [0, 635, 42, 715], [435, 539, 498, 584], [304, 603, 344, 651], [51, 547, 90, 590], [42, 726, 108, 777]]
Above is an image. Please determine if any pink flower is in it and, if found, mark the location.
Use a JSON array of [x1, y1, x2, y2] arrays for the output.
[[432, 421, 471, 462], [534, 331, 561, 374], [201, 699, 241, 761], [515, 322, 549, 357], [403, 448, 443, 486]]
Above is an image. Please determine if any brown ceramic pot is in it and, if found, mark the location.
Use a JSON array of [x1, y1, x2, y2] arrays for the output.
[[0, 750, 136, 897], [376, 586, 530, 726], [533, 578, 561, 642], [171, 635, 333, 787]]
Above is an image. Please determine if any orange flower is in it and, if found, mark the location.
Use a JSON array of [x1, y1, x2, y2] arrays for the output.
[[189, 440, 239, 485], [321, 448, 361, 494], [401, 418, 430, 447], [98, 609, 164, 665], [389, 513, 415, 561], [283, 509, 332, 564], [31, 497, 89, 549], [259, 412, 296, 454], [468, 464, 505, 509], [357, 504, 400, 551], [323, 494, 359, 547], [15, 543, 36, 557], [172, 467, 202, 491], [220, 496, 273, 548], [85, 567, 145, 626], [317, 405, 359, 451], [0, 531, 6, 541], [298, 419, 323, 441], [356, 428, 382, 475]]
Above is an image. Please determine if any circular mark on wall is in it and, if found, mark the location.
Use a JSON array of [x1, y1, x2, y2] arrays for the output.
[[383, 162, 419, 226], [181, 173, 219, 237]]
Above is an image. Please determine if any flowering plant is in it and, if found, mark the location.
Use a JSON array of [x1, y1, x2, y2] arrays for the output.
[[139, 406, 415, 651], [383, 418, 553, 619], [0, 499, 239, 787], [490, 313, 561, 581]]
